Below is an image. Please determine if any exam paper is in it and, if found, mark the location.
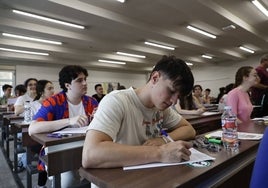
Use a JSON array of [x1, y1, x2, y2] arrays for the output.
[[207, 130, 263, 140], [53, 127, 88, 134], [123, 148, 215, 170]]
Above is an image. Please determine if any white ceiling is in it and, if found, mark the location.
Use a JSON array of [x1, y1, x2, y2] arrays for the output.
[[0, 0, 267, 72]]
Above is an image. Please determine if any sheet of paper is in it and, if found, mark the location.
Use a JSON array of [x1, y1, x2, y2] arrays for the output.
[[207, 130, 263, 140], [53, 127, 88, 134], [201, 111, 220, 116], [123, 148, 215, 170]]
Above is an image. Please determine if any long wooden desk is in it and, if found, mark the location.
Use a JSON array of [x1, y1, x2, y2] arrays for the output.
[[2, 114, 24, 172], [30, 132, 86, 187], [184, 112, 222, 135], [79, 121, 266, 188]]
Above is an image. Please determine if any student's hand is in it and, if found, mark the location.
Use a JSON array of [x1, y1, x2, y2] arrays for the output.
[[143, 137, 166, 146], [69, 115, 89, 127], [195, 108, 205, 115], [159, 140, 192, 162]]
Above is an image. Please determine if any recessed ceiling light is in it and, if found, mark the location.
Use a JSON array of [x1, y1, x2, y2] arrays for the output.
[[239, 46, 255, 53], [98, 59, 126, 65], [222, 24, 236, 31], [202, 54, 213, 59], [251, 0, 268, 17], [0, 47, 49, 56], [2, 33, 62, 45], [116, 52, 146, 58], [144, 41, 175, 50], [12, 9, 85, 29], [117, 0, 125, 3], [187, 25, 216, 39]]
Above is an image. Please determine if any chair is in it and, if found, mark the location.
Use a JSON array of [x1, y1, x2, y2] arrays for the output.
[[250, 127, 268, 188]]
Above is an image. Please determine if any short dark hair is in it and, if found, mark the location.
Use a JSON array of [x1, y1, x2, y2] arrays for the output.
[[193, 85, 203, 92], [14, 84, 26, 96], [24, 78, 38, 87], [94, 84, 102, 90], [235, 66, 253, 87], [205, 88, 211, 92], [34, 80, 52, 101], [2, 84, 12, 91], [59, 65, 88, 92], [149, 55, 194, 96]]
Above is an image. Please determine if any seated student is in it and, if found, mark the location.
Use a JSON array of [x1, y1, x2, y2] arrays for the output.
[[0, 84, 13, 105], [82, 55, 196, 169], [192, 85, 205, 108], [14, 78, 38, 116], [29, 65, 98, 187], [202, 88, 212, 104], [92, 84, 105, 103], [21, 80, 55, 187], [14, 84, 26, 97], [226, 66, 258, 124], [174, 93, 205, 115]]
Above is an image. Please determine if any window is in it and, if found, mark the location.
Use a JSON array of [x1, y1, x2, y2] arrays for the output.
[[0, 71, 15, 96]]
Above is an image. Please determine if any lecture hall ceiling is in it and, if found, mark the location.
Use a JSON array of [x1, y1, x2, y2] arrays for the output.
[[0, 0, 267, 72]]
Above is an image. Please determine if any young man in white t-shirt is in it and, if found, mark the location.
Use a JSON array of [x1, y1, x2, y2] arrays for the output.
[[82, 55, 196, 169]]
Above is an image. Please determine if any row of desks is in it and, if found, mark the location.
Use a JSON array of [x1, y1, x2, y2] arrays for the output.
[[2, 110, 265, 187]]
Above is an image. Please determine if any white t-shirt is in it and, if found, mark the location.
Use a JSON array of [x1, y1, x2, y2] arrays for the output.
[[14, 93, 34, 106], [88, 87, 182, 145], [30, 100, 41, 115]]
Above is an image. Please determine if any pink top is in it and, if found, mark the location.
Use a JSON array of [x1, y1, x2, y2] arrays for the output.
[[226, 87, 253, 123]]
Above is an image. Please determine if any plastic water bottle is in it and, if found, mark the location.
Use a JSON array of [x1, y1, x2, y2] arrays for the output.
[[221, 106, 238, 152], [24, 101, 33, 123]]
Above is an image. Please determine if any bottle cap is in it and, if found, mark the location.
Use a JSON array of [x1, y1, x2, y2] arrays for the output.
[[224, 106, 232, 110]]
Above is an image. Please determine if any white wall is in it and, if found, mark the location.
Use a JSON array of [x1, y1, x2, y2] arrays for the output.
[[191, 55, 261, 97], [15, 65, 147, 96]]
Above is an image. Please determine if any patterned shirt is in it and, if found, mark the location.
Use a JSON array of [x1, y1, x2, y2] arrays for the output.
[[33, 91, 98, 121]]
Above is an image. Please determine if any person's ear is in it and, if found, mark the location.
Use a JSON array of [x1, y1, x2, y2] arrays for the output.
[[65, 83, 71, 90], [151, 71, 160, 84]]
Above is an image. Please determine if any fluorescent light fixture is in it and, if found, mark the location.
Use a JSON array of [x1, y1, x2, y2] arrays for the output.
[[187, 25, 216, 39], [239, 46, 255, 53], [202, 54, 213, 59], [116, 51, 146, 58], [117, 0, 125, 3], [12, 9, 85, 29], [0, 47, 49, 56], [252, 0, 268, 17], [98, 59, 126, 65], [2, 33, 62, 45], [185, 62, 193, 66], [144, 41, 175, 50]]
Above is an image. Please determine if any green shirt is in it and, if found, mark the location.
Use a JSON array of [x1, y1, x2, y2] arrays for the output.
[[0, 95, 8, 105]]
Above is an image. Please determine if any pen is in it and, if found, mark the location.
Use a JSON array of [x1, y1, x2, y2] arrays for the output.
[[160, 129, 174, 142]]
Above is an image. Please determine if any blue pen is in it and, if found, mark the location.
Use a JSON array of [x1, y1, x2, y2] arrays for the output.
[[160, 129, 174, 142], [47, 133, 62, 138]]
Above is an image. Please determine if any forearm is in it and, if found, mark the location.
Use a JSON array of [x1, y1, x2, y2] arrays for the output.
[[169, 119, 196, 141], [14, 105, 24, 115], [82, 139, 160, 168], [28, 118, 69, 135]]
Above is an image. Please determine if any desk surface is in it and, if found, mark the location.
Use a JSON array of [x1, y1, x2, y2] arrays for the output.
[[31, 132, 85, 147], [79, 121, 266, 188]]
